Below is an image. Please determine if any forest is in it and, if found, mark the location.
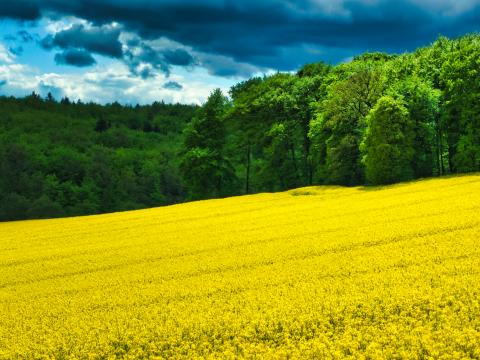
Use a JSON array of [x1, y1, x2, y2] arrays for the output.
[[1, 34, 479, 221]]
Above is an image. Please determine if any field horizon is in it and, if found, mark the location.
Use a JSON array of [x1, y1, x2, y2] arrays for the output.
[[4, 173, 476, 225], [1, 173, 480, 358]]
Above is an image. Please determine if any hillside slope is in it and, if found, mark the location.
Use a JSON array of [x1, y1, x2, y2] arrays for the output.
[[1, 175, 480, 358]]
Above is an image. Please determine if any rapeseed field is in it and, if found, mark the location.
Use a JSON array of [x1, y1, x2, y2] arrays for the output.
[[1, 174, 480, 359]]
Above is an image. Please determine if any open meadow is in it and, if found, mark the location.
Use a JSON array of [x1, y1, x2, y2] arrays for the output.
[[1, 174, 480, 359]]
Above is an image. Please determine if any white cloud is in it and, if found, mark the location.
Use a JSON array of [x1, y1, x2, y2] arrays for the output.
[[44, 17, 89, 34], [1, 19, 265, 104], [0, 55, 233, 105], [0, 43, 15, 63]]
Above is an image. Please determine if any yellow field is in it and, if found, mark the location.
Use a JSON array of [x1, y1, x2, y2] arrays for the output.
[[1, 175, 480, 359]]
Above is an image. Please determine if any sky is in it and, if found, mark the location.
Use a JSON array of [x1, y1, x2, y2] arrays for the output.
[[0, 0, 479, 105]]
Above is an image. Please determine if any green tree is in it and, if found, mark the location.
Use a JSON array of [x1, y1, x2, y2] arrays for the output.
[[362, 96, 415, 185], [261, 122, 299, 190], [313, 62, 385, 185], [253, 74, 301, 189], [0, 193, 30, 221], [293, 63, 331, 184], [181, 89, 237, 199], [440, 35, 480, 172], [389, 77, 440, 178], [228, 77, 266, 194], [95, 114, 110, 132], [27, 195, 64, 219]]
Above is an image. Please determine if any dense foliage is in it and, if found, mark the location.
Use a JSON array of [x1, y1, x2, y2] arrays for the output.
[[0, 96, 197, 220], [226, 35, 479, 191], [1, 34, 479, 221]]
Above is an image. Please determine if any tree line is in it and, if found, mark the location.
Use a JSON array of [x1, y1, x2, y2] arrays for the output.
[[0, 96, 197, 221], [182, 34, 479, 198], [1, 34, 479, 221]]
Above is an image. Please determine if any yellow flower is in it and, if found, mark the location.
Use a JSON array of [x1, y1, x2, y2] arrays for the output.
[[0, 174, 479, 358]]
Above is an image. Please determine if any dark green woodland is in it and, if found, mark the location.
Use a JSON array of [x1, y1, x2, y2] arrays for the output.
[[1, 35, 479, 221]]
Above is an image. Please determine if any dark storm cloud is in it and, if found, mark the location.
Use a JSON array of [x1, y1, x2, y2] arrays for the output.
[[54, 48, 97, 67], [163, 81, 183, 90], [0, 1, 40, 20], [163, 49, 195, 67], [37, 20, 198, 75], [1, 0, 479, 71], [41, 24, 123, 58], [199, 53, 261, 78], [122, 38, 197, 78], [0, 79, 7, 87]]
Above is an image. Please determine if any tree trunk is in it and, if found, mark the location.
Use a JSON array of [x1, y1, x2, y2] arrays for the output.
[[435, 114, 442, 176], [302, 121, 312, 185], [245, 142, 251, 194], [290, 143, 299, 182]]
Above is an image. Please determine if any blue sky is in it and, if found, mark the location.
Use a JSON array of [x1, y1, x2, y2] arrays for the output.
[[0, 0, 479, 104]]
